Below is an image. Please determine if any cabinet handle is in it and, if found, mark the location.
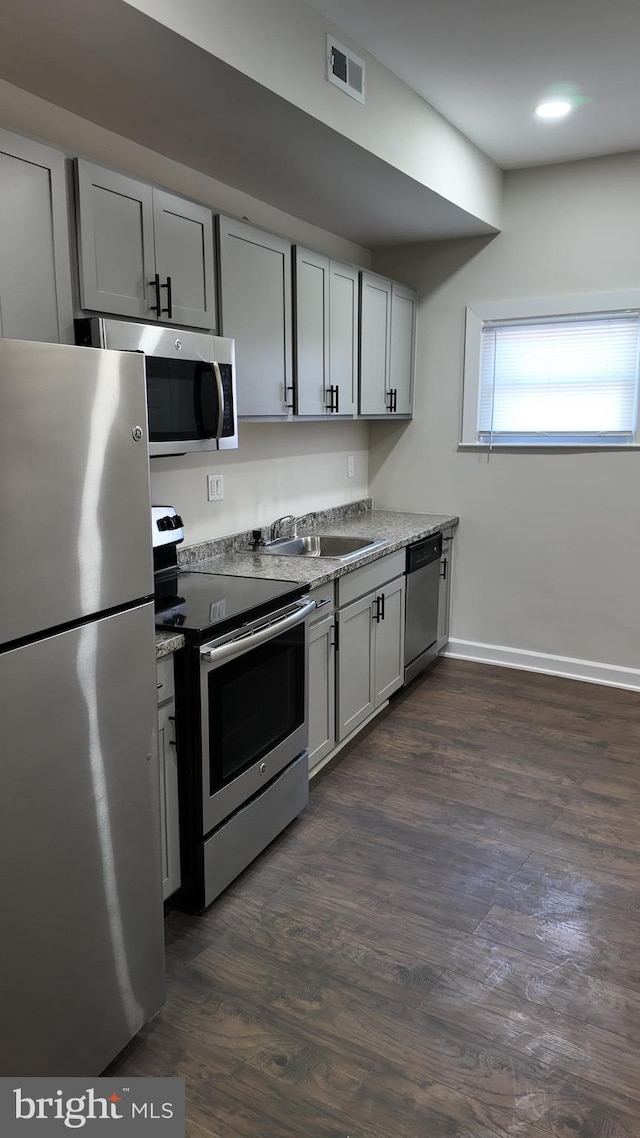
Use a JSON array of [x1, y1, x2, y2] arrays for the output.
[[440, 557, 448, 580], [161, 276, 173, 319], [326, 385, 337, 413], [334, 385, 339, 413], [373, 595, 383, 623], [315, 597, 332, 610], [392, 388, 398, 413], [149, 273, 161, 315], [386, 389, 393, 413], [380, 591, 386, 620], [285, 384, 295, 410]]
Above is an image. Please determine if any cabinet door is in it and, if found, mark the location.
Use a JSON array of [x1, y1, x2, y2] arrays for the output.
[[374, 575, 406, 705], [0, 130, 73, 343], [76, 159, 155, 320], [157, 698, 181, 901], [294, 247, 329, 416], [359, 271, 392, 415], [218, 216, 292, 416], [329, 260, 358, 417], [308, 614, 336, 770], [153, 190, 216, 330], [390, 283, 416, 415], [437, 531, 454, 651], [337, 592, 375, 741]]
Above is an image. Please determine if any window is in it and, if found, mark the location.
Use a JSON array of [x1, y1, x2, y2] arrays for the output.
[[461, 293, 640, 447]]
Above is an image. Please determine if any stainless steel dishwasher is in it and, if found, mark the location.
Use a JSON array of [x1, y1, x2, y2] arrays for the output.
[[404, 532, 443, 684]]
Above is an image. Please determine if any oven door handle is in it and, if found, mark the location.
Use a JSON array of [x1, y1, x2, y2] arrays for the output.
[[199, 599, 316, 665], [213, 361, 225, 438]]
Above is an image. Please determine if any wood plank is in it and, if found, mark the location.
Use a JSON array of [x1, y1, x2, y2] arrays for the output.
[[423, 969, 640, 1104]]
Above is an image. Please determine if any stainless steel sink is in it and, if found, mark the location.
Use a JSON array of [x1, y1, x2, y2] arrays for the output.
[[264, 534, 388, 561]]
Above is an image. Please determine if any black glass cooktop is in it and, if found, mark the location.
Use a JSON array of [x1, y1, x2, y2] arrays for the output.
[[154, 569, 309, 641]]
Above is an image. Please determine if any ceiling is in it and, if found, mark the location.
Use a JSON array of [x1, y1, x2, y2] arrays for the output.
[[306, 0, 640, 168], [0, 0, 496, 247]]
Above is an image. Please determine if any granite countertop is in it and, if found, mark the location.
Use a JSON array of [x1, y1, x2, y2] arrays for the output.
[[184, 508, 459, 589], [156, 630, 185, 659], [154, 503, 459, 658]]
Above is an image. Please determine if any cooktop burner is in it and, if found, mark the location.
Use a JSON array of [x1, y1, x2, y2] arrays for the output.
[[154, 569, 309, 641]]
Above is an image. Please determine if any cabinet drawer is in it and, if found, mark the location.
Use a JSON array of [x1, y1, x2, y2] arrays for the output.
[[156, 656, 175, 705], [309, 581, 335, 620], [337, 549, 405, 607]]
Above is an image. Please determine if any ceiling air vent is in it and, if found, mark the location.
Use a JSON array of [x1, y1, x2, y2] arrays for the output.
[[326, 35, 365, 104]]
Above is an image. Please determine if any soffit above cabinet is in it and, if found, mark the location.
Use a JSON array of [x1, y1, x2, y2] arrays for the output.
[[0, 0, 499, 247]]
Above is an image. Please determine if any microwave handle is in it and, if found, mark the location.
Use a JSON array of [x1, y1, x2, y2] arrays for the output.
[[213, 361, 225, 438]]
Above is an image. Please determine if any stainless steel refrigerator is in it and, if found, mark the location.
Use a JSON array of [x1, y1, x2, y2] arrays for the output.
[[0, 338, 165, 1075]]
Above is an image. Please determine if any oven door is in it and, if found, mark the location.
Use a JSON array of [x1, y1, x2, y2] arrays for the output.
[[199, 598, 314, 834]]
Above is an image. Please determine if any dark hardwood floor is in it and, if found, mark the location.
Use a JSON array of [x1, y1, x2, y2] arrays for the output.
[[109, 659, 640, 1137]]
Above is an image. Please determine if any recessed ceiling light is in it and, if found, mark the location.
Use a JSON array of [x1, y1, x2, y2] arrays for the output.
[[535, 99, 573, 120]]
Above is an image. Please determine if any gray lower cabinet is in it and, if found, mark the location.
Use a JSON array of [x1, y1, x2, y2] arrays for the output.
[[373, 574, 406, 702], [437, 528, 455, 651], [218, 215, 292, 416], [337, 558, 406, 741], [359, 271, 416, 417], [308, 612, 336, 770], [0, 128, 73, 343], [156, 657, 181, 901], [294, 247, 358, 417], [76, 159, 216, 329]]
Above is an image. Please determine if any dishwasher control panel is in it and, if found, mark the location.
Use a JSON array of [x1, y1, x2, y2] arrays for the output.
[[406, 533, 442, 573]]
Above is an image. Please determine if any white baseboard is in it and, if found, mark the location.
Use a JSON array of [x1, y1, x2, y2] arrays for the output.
[[444, 638, 640, 692]]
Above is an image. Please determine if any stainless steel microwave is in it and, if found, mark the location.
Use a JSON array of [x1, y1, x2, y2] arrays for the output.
[[75, 318, 238, 455]]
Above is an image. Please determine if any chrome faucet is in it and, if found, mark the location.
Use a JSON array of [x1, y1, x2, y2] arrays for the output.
[[270, 514, 296, 542]]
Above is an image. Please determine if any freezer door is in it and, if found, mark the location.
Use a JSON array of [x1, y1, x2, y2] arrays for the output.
[[0, 338, 153, 645], [0, 602, 165, 1076]]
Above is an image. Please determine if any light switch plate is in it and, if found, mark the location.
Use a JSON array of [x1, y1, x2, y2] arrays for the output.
[[207, 474, 224, 501]]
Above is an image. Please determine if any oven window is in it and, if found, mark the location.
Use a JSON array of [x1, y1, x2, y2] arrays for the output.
[[146, 356, 219, 441], [208, 624, 305, 789]]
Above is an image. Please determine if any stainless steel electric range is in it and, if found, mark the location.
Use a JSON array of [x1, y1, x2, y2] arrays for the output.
[[153, 507, 314, 912]]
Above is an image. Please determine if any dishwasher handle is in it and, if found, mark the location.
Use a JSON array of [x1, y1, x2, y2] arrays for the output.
[[406, 533, 443, 574]]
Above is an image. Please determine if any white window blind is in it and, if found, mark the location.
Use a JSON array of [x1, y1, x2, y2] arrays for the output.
[[478, 314, 640, 445]]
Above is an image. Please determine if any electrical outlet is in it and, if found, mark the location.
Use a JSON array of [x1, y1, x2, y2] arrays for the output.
[[347, 455, 355, 478], [207, 474, 224, 502]]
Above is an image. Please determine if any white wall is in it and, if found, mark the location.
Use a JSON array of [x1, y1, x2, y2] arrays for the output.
[[371, 151, 640, 675], [0, 80, 370, 544], [151, 422, 368, 544], [124, 0, 502, 229]]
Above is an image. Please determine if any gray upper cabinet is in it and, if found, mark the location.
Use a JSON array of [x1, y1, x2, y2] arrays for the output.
[[390, 282, 416, 415], [294, 247, 358, 417], [0, 129, 73, 344], [76, 161, 154, 321], [329, 260, 358, 417], [76, 160, 216, 330], [152, 190, 216, 329], [359, 271, 392, 415], [294, 247, 329, 416], [359, 271, 416, 417], [218, 216, 292, 417]]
